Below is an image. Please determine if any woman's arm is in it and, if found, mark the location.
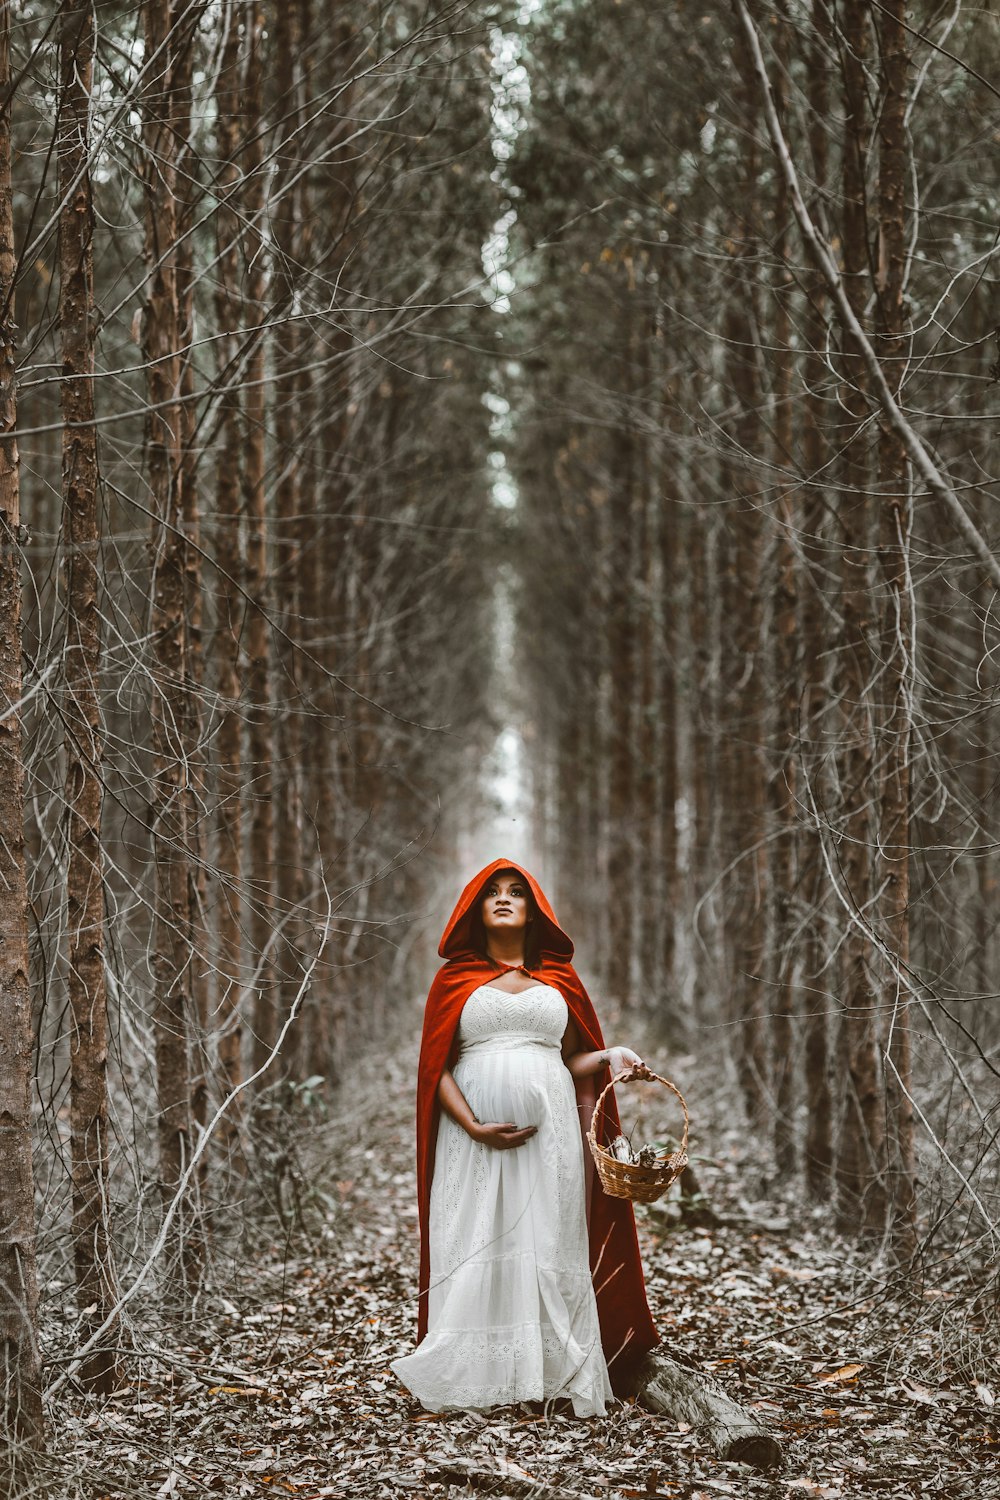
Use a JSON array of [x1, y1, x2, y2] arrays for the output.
[[437, 1068, 538, 1150], [437, 1067, 480, 1136], [561, 1016, 647, 1079]]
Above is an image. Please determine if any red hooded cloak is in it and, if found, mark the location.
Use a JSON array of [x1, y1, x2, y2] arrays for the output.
[[413, 858, 658, 1388]]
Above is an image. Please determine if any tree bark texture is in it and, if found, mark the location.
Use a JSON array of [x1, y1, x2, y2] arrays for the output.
[[0, 0, 43, 1439], [291, 0, 325, 1072], [212, 0, 245, 1150], [723, 57, 769, 1132], [143, 0, 195, 1275], [685, 399, 720, 1015], [875, 0, 917, 1257], [59, 0, 117, 1390], [769, 1, 798, 1178], [629, 1353, 782, 1470], [172, 3, 210, 1259], [800, 0, 834, 1201], [832, 0, 886, 1236], [653, 367, 679, 1017], [243, 1, 276, 1077], [606, 295, 639, 1005], [272, 0, 306, 1074]]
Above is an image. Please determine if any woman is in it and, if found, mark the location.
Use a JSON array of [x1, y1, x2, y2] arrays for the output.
[[391, 859, 658, 1416]]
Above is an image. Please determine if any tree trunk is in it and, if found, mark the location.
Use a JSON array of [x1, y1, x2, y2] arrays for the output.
[[0, 0, 43, 1437], [59, 0, 117, 1389], [800, 0, 834, 1201], [647, 301, 678, 1018], [768, 1, 798, 1178], [875, 0, 917, 1258], [833, 0, 886, 1237], [271, 0, 305, 1075], [606, 293, 639, 1005], [173, 0, 208, 1289], [724, 61, 768, 1134], [143, 0, 195, 1283], [212, 0, 245, 1153], [672, 475, 698, 1022], [243, 1, 276, 1078], [305, 17, 356, 921], [685, 393, 719, 1014], [293, 0, 326, 1073]]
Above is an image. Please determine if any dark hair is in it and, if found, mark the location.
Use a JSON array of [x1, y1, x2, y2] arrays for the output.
[[469, 868, 544, 970]]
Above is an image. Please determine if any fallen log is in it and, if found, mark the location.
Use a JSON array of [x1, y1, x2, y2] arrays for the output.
[[626, 1353, 783, 1470]]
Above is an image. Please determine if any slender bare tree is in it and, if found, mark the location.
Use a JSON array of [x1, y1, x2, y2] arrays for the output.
[[725, 44, 769, 1131], [59, 0, 117, 1389], [271, 0, 306, 1072], [874, 0, 917, 1256], [142, 0, 196, 1281], [212, 0, 246, 1147], [173, 1, 210, 1245], [606, 297, 640, 1005], [0, 0, 42, 1441], [243, 1, 276, 1077], [832, 0, 886, 1236], [800, 0, 834, 1200], [769, 0, 798, 1177]]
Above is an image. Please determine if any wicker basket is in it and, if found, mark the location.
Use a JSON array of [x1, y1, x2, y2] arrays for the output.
[[588, 1068, 690, 1204]]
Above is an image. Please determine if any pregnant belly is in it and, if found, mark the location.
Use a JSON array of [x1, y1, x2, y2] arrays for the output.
[[455, 1047, 570, 1127]]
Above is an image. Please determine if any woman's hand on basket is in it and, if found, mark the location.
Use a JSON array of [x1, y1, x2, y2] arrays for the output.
[[472, 1121, 539, 1150], [607, 1046, 650, 1080]]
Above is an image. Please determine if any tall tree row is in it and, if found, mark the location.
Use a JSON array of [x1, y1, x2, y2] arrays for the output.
[[509, 0, 999, 1262], [3, 0, 499, 1430]]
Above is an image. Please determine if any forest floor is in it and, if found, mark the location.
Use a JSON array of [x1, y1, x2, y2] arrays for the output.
[[37, 1035, 998, 1500]]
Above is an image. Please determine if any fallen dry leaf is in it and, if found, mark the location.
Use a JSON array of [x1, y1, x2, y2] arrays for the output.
[[816, 1363, 865, 1384], [900, 1378, 943, 1405]]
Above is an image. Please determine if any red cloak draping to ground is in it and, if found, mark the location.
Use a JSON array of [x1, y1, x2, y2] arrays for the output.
[[413, 858, 658, 1389]]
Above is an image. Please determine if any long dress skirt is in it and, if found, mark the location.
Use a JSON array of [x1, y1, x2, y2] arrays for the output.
[[392, 982, 612, 1416]]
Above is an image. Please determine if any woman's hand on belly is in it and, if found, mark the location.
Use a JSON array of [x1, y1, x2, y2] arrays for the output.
[[472, 1121, 539, 1150]]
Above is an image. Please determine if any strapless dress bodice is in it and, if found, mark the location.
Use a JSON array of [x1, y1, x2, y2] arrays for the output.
[[456, 982, 568, 1054]]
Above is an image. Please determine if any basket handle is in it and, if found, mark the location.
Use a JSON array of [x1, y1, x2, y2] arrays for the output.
[[590, 1067, 690, 1159]]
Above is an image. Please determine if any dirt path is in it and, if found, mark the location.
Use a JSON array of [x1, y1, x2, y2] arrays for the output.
[[54, 1048, 992, 1500]]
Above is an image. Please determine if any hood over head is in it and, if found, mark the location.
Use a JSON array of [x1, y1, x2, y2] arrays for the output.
[[438, 857, 574, 961]]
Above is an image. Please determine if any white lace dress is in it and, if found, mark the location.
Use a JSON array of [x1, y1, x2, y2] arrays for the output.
[[392, 982, 612, 1416]]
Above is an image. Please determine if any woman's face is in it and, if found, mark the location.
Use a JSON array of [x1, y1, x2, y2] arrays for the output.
[[480, 872, 532, 936]]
